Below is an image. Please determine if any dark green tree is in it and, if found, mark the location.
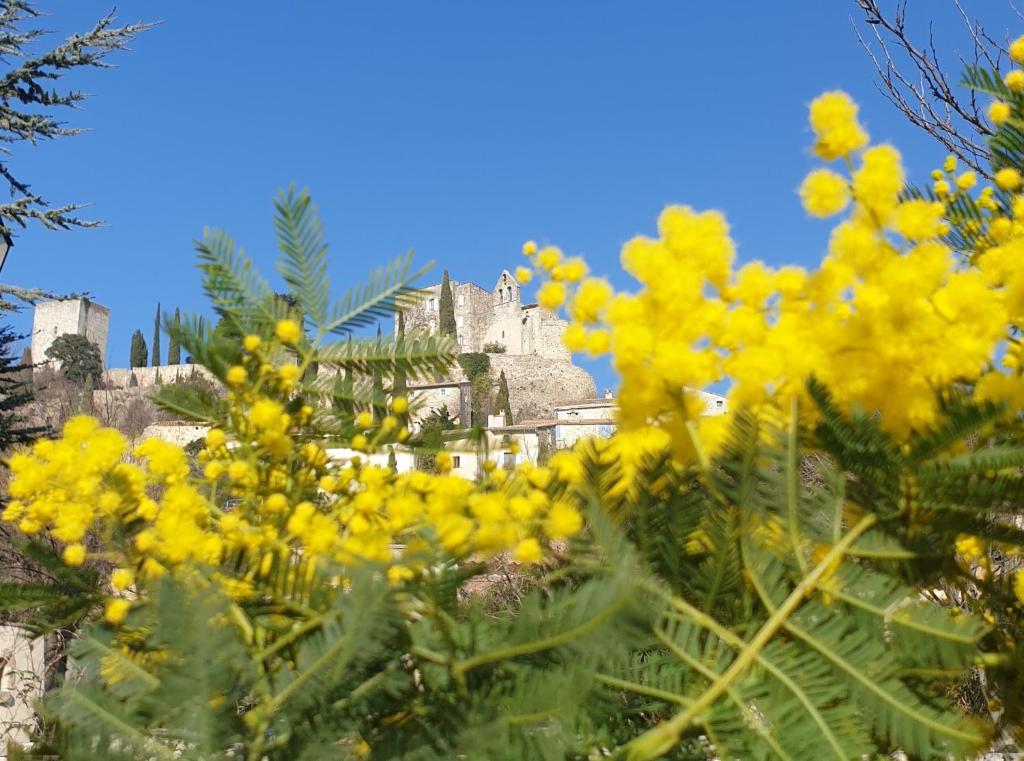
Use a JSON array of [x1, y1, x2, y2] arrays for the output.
[[0, 5, 150, 312], [129, 329, 148, 368], [44, 333, 102, 385], [457, 352, 491, 426], [332, 337, 354, 417], [393, 310, 408, 401], [438, 270, 457, 340], [387, 445, 398, 473], [152, 303, 161, 366], [495, 369, 513, 425], [372, 325, 386, 421], [167, 308, 181, 364], [0, 326, 46, 448]]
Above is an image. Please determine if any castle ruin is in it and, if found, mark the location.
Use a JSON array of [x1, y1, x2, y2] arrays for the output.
[[26, 270, 598, 425]]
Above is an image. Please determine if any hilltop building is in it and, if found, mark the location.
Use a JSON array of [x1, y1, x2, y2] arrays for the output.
[[400, 270, 596, 424], [31, 298, 110, 365], [402, 269, 571, 359]]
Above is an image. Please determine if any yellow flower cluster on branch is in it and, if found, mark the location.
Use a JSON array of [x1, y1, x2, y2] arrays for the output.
[[518, 89, 1024, 460], [2, 319, 590, 620]]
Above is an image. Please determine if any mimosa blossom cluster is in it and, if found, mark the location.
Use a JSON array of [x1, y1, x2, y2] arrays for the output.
[[3, 321, 588, 623], [519, 91, 1024, 459]]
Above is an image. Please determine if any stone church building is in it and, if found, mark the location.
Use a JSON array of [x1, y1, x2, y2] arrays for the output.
[[403, 270, 572, 360], [400, 270, 597, 423]]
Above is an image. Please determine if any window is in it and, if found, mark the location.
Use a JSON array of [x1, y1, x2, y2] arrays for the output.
[[457, 315, 464, 328], [428, 297, 436, 312], [716, 400, 724, 408], [501, 330, 505, 339], [458, 335, 464, 346], [441, 388, 449, 396], [503, 452, 516, 468], [452, 455, 461, 468], [498, 289, 504, 303], [507, 286, 513, 302], [458, 294, 465, 306]]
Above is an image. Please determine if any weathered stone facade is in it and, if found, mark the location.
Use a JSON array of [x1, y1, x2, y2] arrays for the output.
[[140, 421, 210, 448], [400, 270, 571, 361], [488, 353, 594, 422], [31, 298, 110, 365], [406, 381, 472, 427], [399, 270, 595, 421]]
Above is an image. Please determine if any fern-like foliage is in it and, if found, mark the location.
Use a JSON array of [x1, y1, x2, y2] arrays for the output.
[[154, 187, 457, 427], [565, 387, 1010, 761], [18, 382, 1023, 760]]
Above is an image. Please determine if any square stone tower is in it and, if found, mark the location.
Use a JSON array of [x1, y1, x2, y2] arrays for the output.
[[31, 298, 110, 365]]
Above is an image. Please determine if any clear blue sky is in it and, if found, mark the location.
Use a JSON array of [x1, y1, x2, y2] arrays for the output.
[[4, 1, 1020, 392]]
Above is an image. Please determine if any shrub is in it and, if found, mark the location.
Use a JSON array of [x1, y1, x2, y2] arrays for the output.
[[482, 341, 506, 353], [7, 77, 1024, 761]]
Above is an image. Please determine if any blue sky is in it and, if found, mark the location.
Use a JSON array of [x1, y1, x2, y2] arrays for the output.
[[4, 1, 1020, 392]]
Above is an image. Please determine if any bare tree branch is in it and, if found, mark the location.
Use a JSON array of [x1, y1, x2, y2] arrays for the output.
[[852, 0, 1003, 177]]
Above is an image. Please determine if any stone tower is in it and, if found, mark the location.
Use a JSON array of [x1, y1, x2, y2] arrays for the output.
[[31, 298, 110, 365]]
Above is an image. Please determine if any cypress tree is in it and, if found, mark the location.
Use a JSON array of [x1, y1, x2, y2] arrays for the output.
[[372, 325, 386, 422], [80, 374, 94, 415], [495, 369, 513, 425], [438, 270, 457, 340], [167, 308, 181, 364], [151, 303, 161, 367], [393, 311, 408, 401], [18, 347, 32, 385], [333, 337, 354, 417], [129, 329, 148, 368]]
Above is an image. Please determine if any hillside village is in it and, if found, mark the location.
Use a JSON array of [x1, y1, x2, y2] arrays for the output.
[[26, 270, 727, 479], [4, 3, 1024, 759]]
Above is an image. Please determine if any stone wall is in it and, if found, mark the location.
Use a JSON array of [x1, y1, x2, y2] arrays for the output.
[[141, 421, 210, 447], [490, 353, 595, 422], [103, 363, 217, 390], [534, 307, 572, 361]]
